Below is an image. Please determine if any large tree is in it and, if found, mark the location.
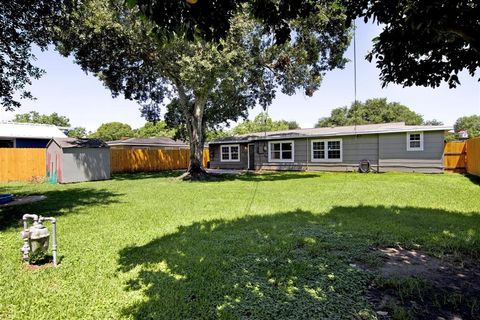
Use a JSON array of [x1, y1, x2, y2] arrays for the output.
[[55, 0, 350, 178], [454, 115, 480, 138], [135, 121, 174, 138], [315, 98, 424, 127], [67, 126, 87, 138], [14, 111, 71, 127], [232, 112, 299, 135], [134, 0, 480, 88], [345, 0, 480, 88], [89, 122, 134, 141], [0, 0, 74, 110]]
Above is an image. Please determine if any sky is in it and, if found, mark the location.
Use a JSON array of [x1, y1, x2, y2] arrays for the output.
[[1, 21, 479, 132]]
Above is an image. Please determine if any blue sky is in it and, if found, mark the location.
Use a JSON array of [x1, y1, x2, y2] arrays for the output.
[[1, 21, 478, 131]]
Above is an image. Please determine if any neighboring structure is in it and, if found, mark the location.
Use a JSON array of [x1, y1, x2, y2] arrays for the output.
[[107, 137, 188, 150], [46, 138, 110, 183], [0, 122, 67, 148], [209, 122, 452, 173]]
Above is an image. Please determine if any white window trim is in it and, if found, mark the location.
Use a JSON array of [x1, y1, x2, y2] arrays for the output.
[[310, 138, 343, 162], [406, 132, 424, 151], [268, 140, 295, 163], [220, 144, 241, 162]]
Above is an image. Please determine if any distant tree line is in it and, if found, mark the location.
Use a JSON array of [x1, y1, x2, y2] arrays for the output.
[[314, 98, 441, 127]]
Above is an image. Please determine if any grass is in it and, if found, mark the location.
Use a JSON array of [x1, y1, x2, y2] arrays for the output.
[[0, 171, 479, 319]]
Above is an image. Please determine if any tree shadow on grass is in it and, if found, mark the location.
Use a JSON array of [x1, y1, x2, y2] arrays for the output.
[[465, 173, 480, 186], [112, 171, 322, 183], [0, 187, 122, 231], [118, 206, 480, 319], [213, 171, 322, 182], [112, 171, 184, 181]]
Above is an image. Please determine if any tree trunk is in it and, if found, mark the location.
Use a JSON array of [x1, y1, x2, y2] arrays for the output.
[[176, 84, 210, 180], [186, 108, 207, 179]]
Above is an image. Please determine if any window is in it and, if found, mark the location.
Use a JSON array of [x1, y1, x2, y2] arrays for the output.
[[268, 141, 294, 162], [220, 144, 240, 161], [407, 132, 423, 151], [311, 139, 342, 162]]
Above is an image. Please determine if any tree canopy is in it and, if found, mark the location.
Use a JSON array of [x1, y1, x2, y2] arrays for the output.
[[134, 0, 480, 88], [67, 126, 87, 138], [315, 98, 425, 127], [135, 121, 175, 138], [346, 0, 480, 88], [454, 115, 480, 138], [0, 0, 73, 110], [14, 111, 71, 127], [232, 112, 300, 135], [54, 0, 350, 177], [89, 122, 134, 141]]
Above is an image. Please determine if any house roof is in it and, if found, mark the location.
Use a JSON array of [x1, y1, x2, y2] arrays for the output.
[[107, 137, 188, 148], [0, 122, 67, 139], [209, 122, 453, 144], [48, 138, 110, 149]]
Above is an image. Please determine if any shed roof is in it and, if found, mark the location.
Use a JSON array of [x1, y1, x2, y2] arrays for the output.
[[48, 138, 110, 149], [107, 137, 188, 147], [0, 122, 67, 139], [209, 122, 453, 144]]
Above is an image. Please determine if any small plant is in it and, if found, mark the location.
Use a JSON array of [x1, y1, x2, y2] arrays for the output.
[[28, 252, 48, 265]]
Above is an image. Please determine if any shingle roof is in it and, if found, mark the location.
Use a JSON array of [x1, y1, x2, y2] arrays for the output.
[[49, 138, 110, 149], [107, 137, 188, 147], [209, 122, 453, 144], [0, 122, 67, 139]]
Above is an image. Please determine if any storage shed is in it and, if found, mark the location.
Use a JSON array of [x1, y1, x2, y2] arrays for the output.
[[46, 138, 111, 183]]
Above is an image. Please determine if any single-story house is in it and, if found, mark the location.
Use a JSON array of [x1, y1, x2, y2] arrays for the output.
[[107, 137, 188, 150], [46, 138, 110, 183], [0, 122, 67, 148], [209, 122, 452, 173]]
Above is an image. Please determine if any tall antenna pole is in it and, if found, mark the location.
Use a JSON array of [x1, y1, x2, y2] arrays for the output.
[[353, 19, 358, 134], [264, 105, 268, 138], [353, 19, 357, 104]]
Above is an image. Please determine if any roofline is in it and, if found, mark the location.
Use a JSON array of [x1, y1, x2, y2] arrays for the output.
[[47, 138, 110, 149], [0, 121, 62, 128], [0, 136, 60, 140], [208, 126, 453, 144]]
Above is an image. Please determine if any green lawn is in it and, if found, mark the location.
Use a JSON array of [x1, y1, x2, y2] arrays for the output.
[[1, 172, 479, 319]]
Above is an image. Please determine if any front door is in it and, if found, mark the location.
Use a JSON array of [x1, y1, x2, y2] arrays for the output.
[[248, 144, 255, 170]]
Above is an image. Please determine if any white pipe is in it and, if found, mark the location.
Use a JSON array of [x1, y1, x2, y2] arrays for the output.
[[40, 217, 57, 267]]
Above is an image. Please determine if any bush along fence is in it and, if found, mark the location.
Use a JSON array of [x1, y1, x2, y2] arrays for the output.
[[444, 138, 480, 176]]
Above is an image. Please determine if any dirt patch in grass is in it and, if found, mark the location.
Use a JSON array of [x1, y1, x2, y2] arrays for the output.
[[368, 247, 480, 319]]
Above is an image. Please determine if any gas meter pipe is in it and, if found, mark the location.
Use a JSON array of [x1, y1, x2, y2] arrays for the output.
[[21, 214, 39, 261], [39, 217, 57, 267]]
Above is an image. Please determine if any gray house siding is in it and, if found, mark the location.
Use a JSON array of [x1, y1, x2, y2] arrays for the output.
[[253, 135, 379, 171], [378, 131, 444, 173], [61, 148, 111, 183], [210, 130, 445, 173], [209, 143, 249, 170]]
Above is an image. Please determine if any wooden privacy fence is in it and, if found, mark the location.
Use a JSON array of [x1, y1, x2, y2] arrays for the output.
[[444, 141, 467, 172], [0, 148, 46, 182], [466, 137, 480, 176], [110, 148, 210, 173]]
